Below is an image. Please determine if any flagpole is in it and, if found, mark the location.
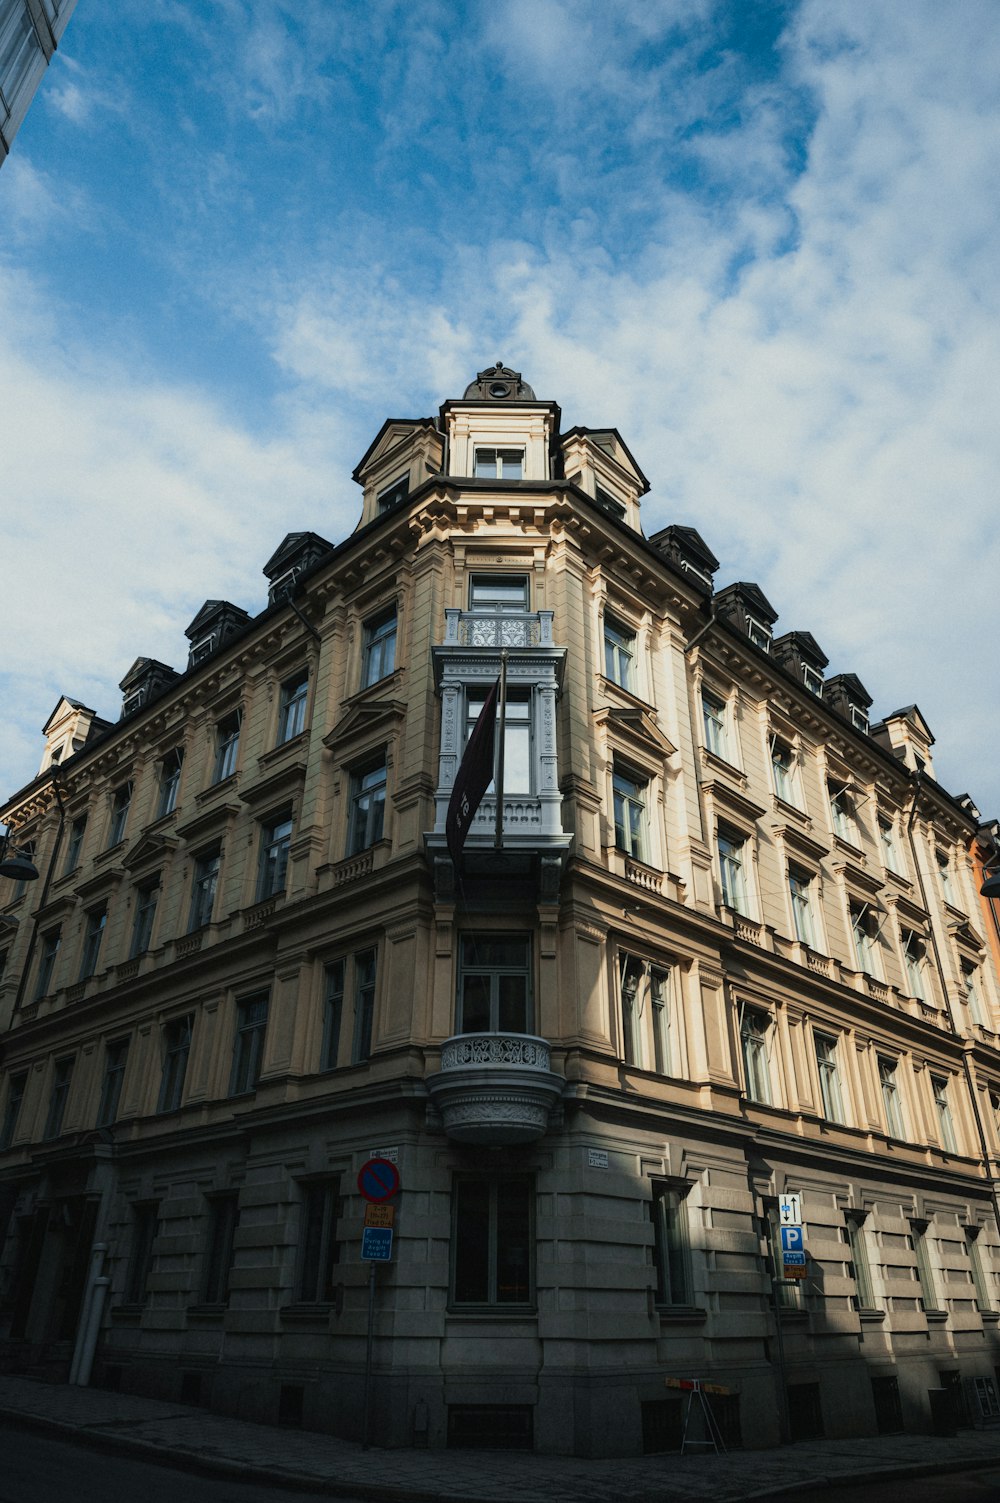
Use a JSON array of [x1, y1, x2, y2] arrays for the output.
[[494, 650, 507, 848]]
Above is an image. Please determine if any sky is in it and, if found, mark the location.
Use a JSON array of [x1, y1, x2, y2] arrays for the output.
[[1, 0, 999, 819]]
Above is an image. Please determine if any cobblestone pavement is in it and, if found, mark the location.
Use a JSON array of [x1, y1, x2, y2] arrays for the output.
[[2, 1375, 1000, 1502]]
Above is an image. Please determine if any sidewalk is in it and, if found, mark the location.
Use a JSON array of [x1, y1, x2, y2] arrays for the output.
[[2, 1373, 1000, 1502]]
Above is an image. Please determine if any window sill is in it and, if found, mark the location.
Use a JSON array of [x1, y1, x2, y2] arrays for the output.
[[280, 1303, 335, 1325], [187, 1303, 226, 1321], [978, 1308, 999, 1322], [656, 1305, 708, 1325], [110, 1303, 146, 1322], [923, 1308, 949, 1323], [857, 1307, 886, 1324], [699, 746, 746, 783], [446, 1306, 537, 1320]]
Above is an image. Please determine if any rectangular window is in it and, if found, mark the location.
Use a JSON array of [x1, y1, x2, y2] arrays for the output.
[[64, 815, 87, 874], [879, 818, 903, 876], [740, 1008, 770, 1103], [230, 993, 269, 1096], [701, 690, 729, 760], [348, 760, 386, 854], [214, 711, 241, 782], [189, 847, 221, 931], [845, 1215, 876, 1310], [618, 956, 673, 1073], [34, 925, 61, 1000], [96, 1039, 129, 1128], [850, 902, 882, 978], [157, 748, 183, 818], [457, 934, 531, 1034], [613, 768, 649, 863], [452, 1176, 532, 1306], [815, 1034, 844, 1123], [771, 738, 796, 804], [278, 670, 309, 744], [603, 616, 635, 690], [202, 1193, 240, 1306], [80, 906, 107, 980], [0, 1070, 28, 1151], [297, 1179, 342, 1302], [718, 829, 749, 915], [362, 607, 397, 686], [377, 473, 409, 512], [963, 964, 986, 1027], [650, 965, 672, 1076], [966, 1231, 992, 1313], [158, 1014, 193, 1113], [931, 1075, 958, 1152], [937, 850, 956, 906], [829, 783, 857, 843], [910, 1220, 938, 1311], [257, 812, 292, 900], [466, 686, 530, 795], [468, 574, 529, 613], [321, 960, 345, 1071], [474, 448, 523, 480], [902, 930, 927, 1001], [802, 664, 824, 697], [879, 1057, 905, 1138], [130, 880, 159, 958], [788, 868, 817, 948], [351, 948, 377, 1063], [108, 783, 132, 847], [746, 616, 771, 652], [651, 1183, 692, 1306], [125, 1203, 159, 1305], [44, 1056, 74, 1139]]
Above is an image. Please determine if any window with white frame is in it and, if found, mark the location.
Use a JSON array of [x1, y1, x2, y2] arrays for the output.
[[613, 766, 649, 863], [377, 473, 409, 512], [158, 1014, 193, 1113], [931, 1074, 958, 1152], [96, 1038, 129, 1128], [468, 573, 530, 613], [474, 447, 523, 480], [189, 846, 220, 931], [257, 811, 292, 900], [108, 783, 132, 847], [650, 1182, 693, 1307], [788, 867, 817, 948], [814, 1033, 845, 1123], [746, 616, 771, 653], [80, 905, 107, 980], [740, 1006, 771, 1103], [878, 817, 903, 876], [850, 901, 882, 978], [466, 686, 530, 794], [618, 954, 674, 1073], [878, 1056, 905, 1138], [347, 757, 387, 854], [64, 815, 87, 874], [829, 782, 858, 844], [771, 737, 798, 805], [214, 712, 241, 783], [603, 615, 635, 691], [457, 934, 531, 1034], [718, 828, 750, 915], [362, 606, 397, 687], [44, 1056, 74, 1139], [901, 930, 928, 1001], [34, 925, 61, 1000], [277, 669, 309, 744], [701, 689, 730, 760], [936, 849, 956, 906], [157, 748, 183, 818]]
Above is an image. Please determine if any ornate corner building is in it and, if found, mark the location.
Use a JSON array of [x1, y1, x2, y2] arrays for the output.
[[3, 366, 1000, 1455]]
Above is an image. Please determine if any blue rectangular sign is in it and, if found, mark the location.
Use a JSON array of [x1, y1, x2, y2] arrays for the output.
[[361, 1226, 393, 1262], [781, 1250, 806, 1268], [780, 1225, 804, 1253]]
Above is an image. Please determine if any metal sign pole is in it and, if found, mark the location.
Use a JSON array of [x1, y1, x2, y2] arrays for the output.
[[362, 1259, 376, 1451]]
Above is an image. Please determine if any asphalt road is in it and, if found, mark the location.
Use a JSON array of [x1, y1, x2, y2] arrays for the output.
[[0, 1422, 364, 1503]]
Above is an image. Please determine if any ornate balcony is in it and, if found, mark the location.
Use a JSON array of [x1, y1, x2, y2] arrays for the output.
[[426, 1033, 564, 1145]]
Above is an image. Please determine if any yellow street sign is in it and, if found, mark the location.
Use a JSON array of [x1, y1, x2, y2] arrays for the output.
[[364, 1203, 395, 1229]]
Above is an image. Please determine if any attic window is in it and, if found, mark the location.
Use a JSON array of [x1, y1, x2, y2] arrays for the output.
[[188, 633, 217, 668], [269, 566, 300, 606], [679, 557, 714, 591], [746, 617, 771, 652], [850, 704, 869, 733], [802, 664, 823, 697], [378, 474, 409, 512], [594, 486, 625, 519], [475, 448, 523, 480], [122, 689, 144, 718]]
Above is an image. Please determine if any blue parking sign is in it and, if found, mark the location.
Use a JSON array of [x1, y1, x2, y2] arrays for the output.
[[780, 1224, 804, 1253], [361, 1226, 393, 1261]]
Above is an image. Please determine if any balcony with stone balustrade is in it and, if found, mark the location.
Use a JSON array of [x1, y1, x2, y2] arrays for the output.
[[425, 1032, 565, 1145]]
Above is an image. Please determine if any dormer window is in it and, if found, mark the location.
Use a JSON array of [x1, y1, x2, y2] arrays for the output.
[[188, 633, 216, 669], [474, 448, 523, 480], [269, 566, 300, 606], [378, 474, 409, 512], [594, 486, 625, 519], [850, 704, 869, 734], [746, 616, 771, 653], [802, 664, 824, 697], [122, 689, 145, 718]]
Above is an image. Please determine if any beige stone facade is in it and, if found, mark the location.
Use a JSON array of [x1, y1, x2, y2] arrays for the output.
[[2, 363, 1000, 1454]]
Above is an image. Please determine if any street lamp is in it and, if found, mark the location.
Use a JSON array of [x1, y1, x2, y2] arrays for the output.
[[0, 840, 39, 883], [981, 869, 1000, 900]]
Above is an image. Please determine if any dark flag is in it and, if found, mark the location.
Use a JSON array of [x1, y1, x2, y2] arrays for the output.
[[446, 678, 500, 868]]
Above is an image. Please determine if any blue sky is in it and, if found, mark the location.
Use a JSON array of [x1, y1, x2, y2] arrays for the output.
[[2, 0, 999, 817]]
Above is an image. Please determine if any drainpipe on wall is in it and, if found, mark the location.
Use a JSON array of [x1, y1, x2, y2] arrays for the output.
[[10, 771, 66, 1021], [68, 1242, 109, 1387]]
